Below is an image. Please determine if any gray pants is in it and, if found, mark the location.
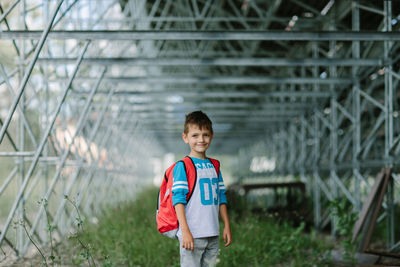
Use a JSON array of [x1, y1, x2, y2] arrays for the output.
[[179, 236, 219, 267]]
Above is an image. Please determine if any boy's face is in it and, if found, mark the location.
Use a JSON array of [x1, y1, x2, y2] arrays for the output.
[[182, 124, 213, 157]]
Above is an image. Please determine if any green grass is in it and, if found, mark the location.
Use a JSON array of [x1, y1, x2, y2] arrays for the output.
[[219, 213, 331, 266], [70, 187, 332, 266], [76, 187, 180, 266]]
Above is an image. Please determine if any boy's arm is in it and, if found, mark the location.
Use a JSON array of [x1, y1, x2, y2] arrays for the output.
[[217, 169, 231, 247], [174, 204, 194, 251], [219, 204, 232, 247], [171, 162, 194, 250]]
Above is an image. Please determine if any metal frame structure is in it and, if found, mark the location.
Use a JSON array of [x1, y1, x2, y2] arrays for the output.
[[0, 0, 399, 259]]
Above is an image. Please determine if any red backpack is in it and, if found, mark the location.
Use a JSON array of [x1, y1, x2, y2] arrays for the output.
[[156, 156, 220, 238]]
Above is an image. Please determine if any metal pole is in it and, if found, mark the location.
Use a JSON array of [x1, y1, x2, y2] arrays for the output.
[[41, 0, 51, 243], [329, 8, 339, 234], [34, 57, 383, 67], [384, 0, 395, 249], [16, 0, 26, 255], [330, 99, 338, 235], [313, 112, 321, 229], [352, 0, 361, 211], [5, 29, 400, 41]]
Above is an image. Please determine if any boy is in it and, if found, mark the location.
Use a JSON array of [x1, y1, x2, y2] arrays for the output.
[[172, 110, 232, 267]]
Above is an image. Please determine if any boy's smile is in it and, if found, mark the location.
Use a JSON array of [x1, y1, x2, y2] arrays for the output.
[[182, 124, 213, 159]]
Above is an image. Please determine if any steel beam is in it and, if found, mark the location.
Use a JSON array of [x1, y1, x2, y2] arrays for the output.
[[55, 76, 352, 85], [93, 90, 332, 98], [384, 0, 395, 248], [352, 0, 362, 212], [3, 30, 400, 40], [34, 57, 383, 66]]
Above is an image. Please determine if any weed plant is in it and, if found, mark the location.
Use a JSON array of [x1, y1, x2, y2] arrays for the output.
[[74, 187, 332, 266], [64, 195, 97, 266], [328, 198, 359, 264]]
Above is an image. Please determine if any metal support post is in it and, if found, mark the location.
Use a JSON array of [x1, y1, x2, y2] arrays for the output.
[[330, 98, 338, 235], [352, 1, 361, 211], [329, 9, 339, 234], [15, 0, 26, 255], [299, 116, 309, 191], [313, 112, 321, 229], [287, 123, 296, 174], [40, 0, 51, 244], [384, 0, 395, 248]]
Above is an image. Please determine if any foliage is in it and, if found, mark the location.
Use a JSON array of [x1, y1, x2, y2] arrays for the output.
[[15, 217, 49, 267], [75, 187, 332, 266], [328, 198, 359, 263], [76, 187, 179, 266], [64, 195, 97, 267], [42, 198, 57, 266]]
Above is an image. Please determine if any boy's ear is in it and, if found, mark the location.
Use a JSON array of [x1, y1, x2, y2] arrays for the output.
[[182, 132, 189, 144]]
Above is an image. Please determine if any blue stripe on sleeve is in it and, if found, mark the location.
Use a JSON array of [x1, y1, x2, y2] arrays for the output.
[[218, 170, 228, 205], [172, 161, 189, 206]]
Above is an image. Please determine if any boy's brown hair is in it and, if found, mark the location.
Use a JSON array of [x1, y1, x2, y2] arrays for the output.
[[184, 111, 213, 134]]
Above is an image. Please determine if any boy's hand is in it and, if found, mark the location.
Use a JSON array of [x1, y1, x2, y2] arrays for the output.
[[223, 226, 232, 247], [182, 230, 194, 251]]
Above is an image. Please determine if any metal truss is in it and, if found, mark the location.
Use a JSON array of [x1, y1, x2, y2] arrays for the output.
[[237, 0, 400, 251], [0, 0, 399, 259]]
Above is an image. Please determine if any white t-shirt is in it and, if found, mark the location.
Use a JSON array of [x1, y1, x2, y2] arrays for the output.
[[171, 157, 227, 239]]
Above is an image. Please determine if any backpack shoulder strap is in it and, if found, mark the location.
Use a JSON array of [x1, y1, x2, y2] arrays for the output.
[[164, 161, 179, 183], [181, 156, 197, 201], [208, 157, 220, 177]]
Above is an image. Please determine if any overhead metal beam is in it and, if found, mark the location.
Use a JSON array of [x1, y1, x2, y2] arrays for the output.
[[3, 30, 400, 40], [35, 57, 383, 66], [91, 101, 316, 110], [127, 110, 304, 117], [114, 91, 331, 98], [137, 116, 294, 124], [59, 76, 352, 85], [61, 16, 301, 23]]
